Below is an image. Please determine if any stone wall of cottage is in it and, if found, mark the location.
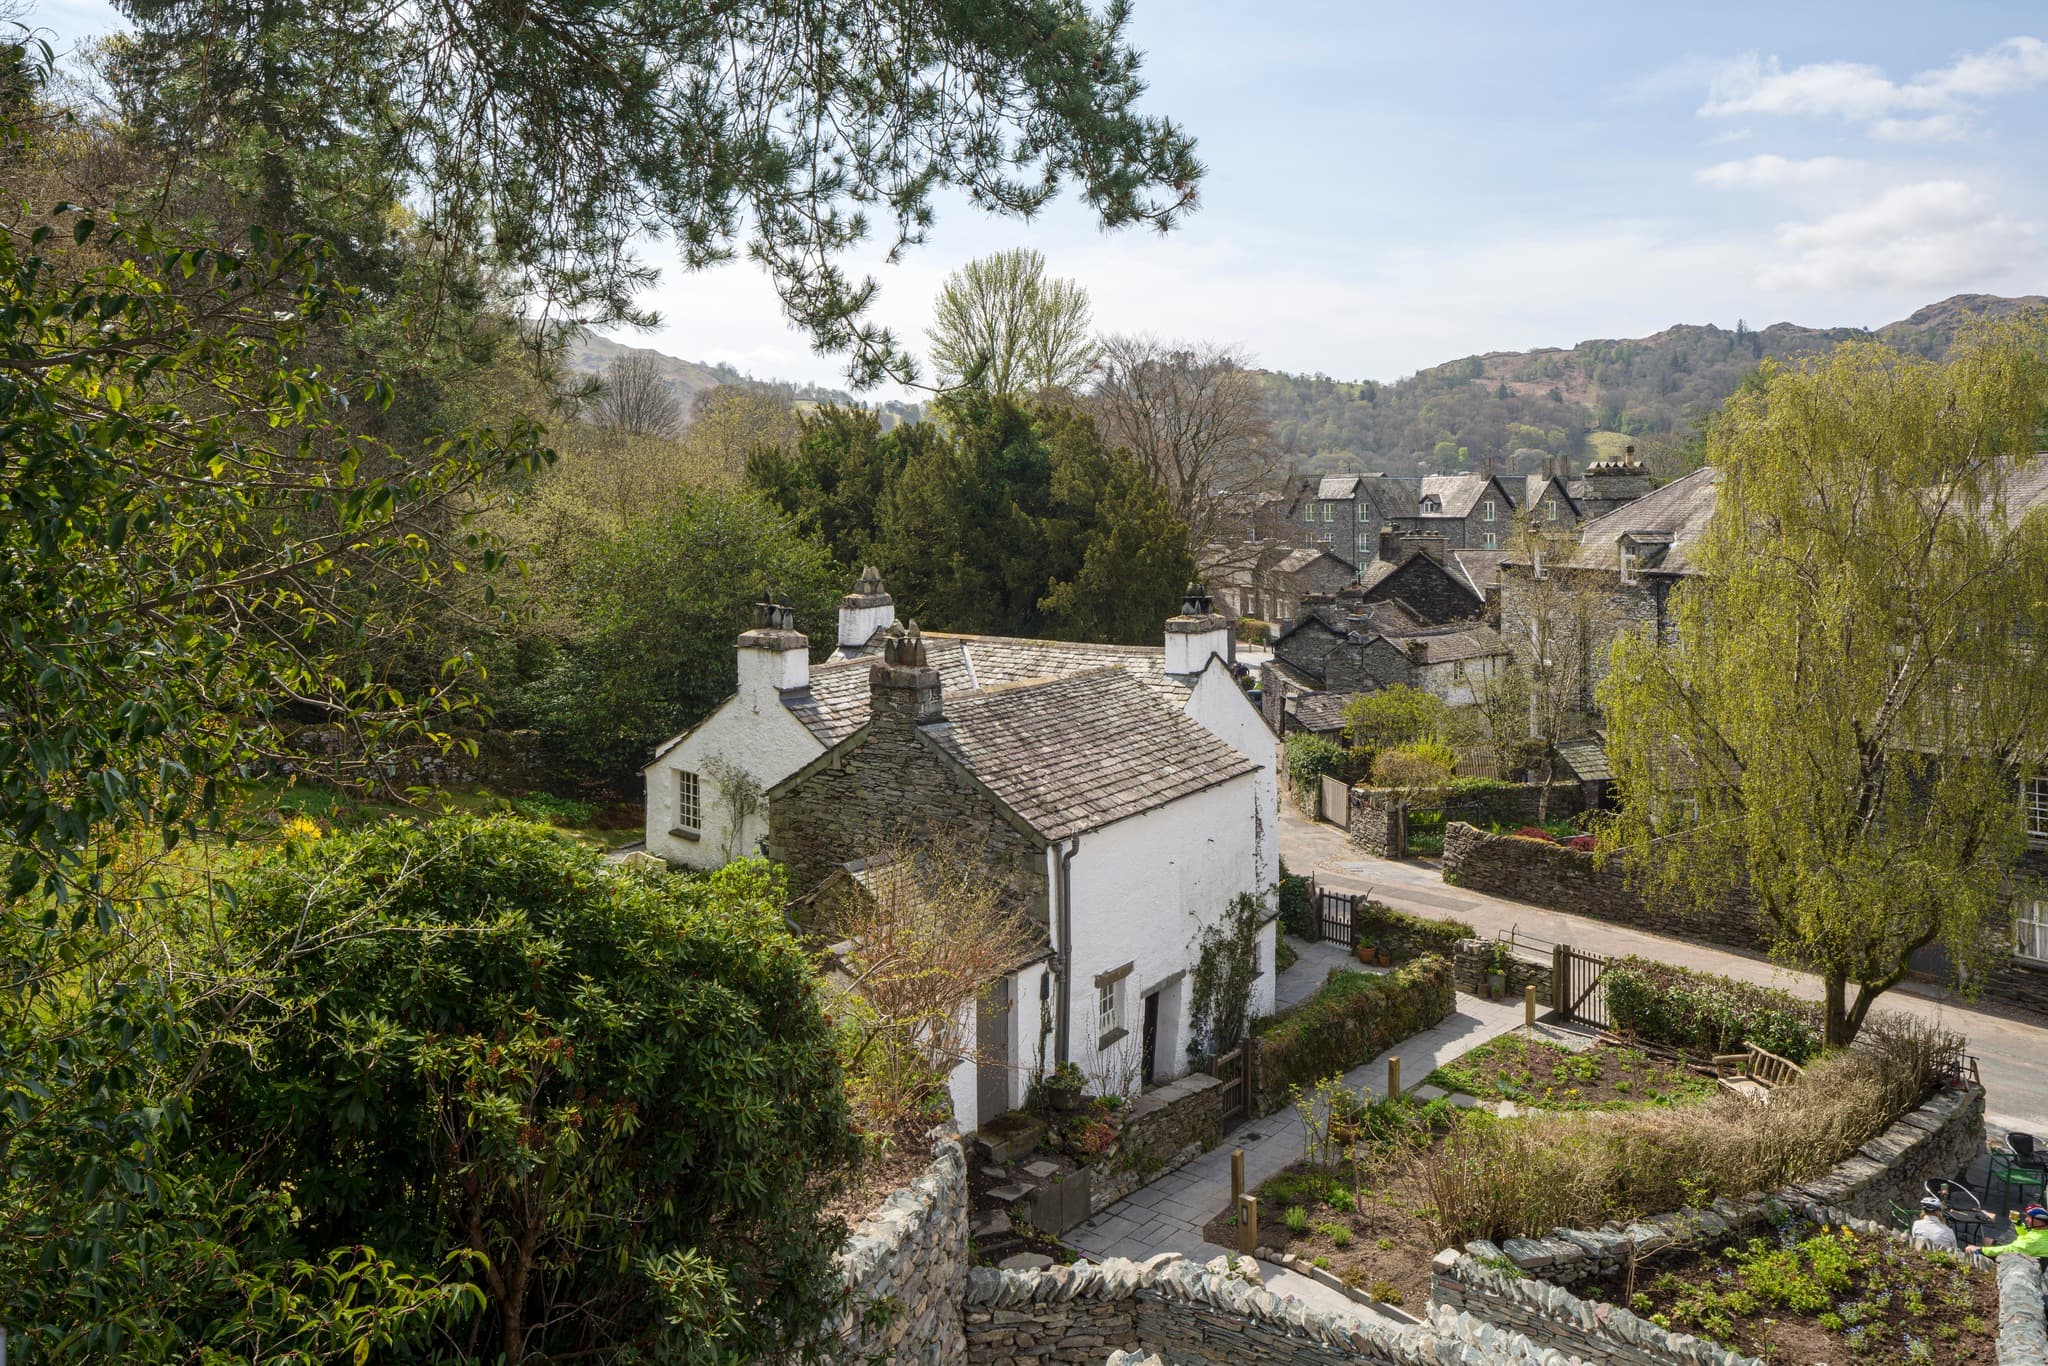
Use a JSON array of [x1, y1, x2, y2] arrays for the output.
[[1273, 618, 1346, 686], [828, 1135, 970, 1365], [765, 678, 1048, 915], [1359, 557, 1483, 625], [1497, 560, 1669, 729], [965, 1257, 1572, 1364], [1441, 821, 1762, 949]]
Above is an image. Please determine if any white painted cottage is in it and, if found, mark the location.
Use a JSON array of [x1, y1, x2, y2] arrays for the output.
[[642, 573, 1281, 1133]]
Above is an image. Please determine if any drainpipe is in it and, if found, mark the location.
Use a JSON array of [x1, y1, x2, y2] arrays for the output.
[[1054, 836, 1080, 1065]]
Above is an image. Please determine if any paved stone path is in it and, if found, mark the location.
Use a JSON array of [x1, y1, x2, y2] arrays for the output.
[[1279, 802, 2048, 1134], [1065, 961, 1533, 1280]]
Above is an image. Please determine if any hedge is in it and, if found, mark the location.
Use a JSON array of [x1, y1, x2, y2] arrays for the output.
[[1248, 956, 1455, 1116], [1352, 901, 1473, 962], [1605, 955, 1822, 1062], [1282, 732, 1343, 810]]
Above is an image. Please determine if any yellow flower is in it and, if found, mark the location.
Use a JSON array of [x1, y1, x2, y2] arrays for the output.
[[282, 814, 323, 843]]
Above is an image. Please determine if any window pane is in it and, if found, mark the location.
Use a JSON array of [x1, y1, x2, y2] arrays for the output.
[[678, 770, 701, 831]]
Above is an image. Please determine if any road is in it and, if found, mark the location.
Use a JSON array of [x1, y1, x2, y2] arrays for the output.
[[1279, 803, 2048, 1135]]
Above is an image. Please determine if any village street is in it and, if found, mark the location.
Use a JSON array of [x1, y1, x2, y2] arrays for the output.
[[1278, 803, 2048, 1135]]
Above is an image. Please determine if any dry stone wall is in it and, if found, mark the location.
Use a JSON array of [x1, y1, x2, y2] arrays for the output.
[[964, 1256, 1589, 1364], [829, 1135, 970, 1365], [1430, 1252, 1761, 1366], [1092, 1073, 1231, 1211], [1998, 1256, 2048, 1366], [1441, 822, 1762, 949]]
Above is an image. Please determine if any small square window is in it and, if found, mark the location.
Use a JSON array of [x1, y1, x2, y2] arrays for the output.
[[676, 769, 702, 833], [1098, 981, 1121, 1041]]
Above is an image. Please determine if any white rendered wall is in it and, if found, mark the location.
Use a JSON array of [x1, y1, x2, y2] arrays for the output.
[[642, 691, 823, 869], [946, 1002, 979, 1135], [1165, 624, 1231, 676], [1061, 773, 1263, 1093], [1183, 658, 1282, 899]]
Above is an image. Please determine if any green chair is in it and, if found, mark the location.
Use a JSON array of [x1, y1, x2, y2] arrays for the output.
[[1990, 1133, 2048, 1209]]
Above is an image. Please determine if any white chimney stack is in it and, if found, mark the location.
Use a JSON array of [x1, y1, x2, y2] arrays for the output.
[[1164, 583, 1232, 677], [737, 598, 809, 707], [837, 565, 896, 656]]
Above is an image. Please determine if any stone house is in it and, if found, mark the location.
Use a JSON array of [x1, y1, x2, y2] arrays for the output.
[[1564, 445, 1657, 519], [765, 617, 1279, 1134], [1206, 543, 1355, 627], [643, 572, 1276, 875], [1508, 455, 1583, 530], [1347, 543, 1487, 626], [1258, 599, 1508, 730]]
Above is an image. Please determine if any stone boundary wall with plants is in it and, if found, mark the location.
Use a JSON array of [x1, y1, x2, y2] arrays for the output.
[[1248, 959, 1456, 1118], [963, 1255, 1584, 1364], [1440, 781, 1584, 830], [1441, 822, 1762, 948], [828, 1134, 970, 1365], [1453, 1083, 1984, 1289], [1997, 1256, 2048, 1365], [1451, 939, 1553, 1006], [1089, 1073, 1232, 1213], [1429, 1251, 1761, 1366], [1428, 1083, 1986, 1363], [1346, 790, 1402, 859]]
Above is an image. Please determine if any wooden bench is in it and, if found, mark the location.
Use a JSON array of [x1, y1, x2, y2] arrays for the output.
[[1712, 1043, 1804, 1103]]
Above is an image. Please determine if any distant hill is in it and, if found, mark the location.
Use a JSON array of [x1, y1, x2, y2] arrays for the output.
[[563, 331, 923, 428], [1263, 293, 2048, 478]]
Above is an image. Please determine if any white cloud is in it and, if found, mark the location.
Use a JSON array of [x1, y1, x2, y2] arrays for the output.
[[1696, 154, 1855, 189], [1701, 36, 2048, 138], [1757, 180, 2040, 291]]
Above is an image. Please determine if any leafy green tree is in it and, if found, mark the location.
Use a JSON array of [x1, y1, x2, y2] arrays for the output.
[[1601, 321, 2048, 1046], [106, 1, 1201, 386], [927, 248, 1099, 394], [1342, 685, 1453, 750], [746, 404, 938, 566], [514, 486, 842, 778], [207, 818, 860, 1361], [875, 393, 1192, 641]]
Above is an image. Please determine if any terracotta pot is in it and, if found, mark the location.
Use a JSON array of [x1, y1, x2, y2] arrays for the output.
[[1355, 942, 1374, 964]]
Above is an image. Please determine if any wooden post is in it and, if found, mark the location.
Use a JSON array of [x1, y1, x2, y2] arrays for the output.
[[1386, 1056, 1400, 1098], [1525, 983, 1537, 1029], [1239, 1195, 1259, 1255], [1231, 1148, 1245, 1209]]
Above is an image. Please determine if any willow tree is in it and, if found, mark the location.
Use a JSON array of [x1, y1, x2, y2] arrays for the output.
[[1600, 319, 2048, 1046]]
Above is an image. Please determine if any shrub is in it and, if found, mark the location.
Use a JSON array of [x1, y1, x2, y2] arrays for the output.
[[1236, 616, 1271, 645], [1283, 733, 1345, 810], [1277, 863, 1315, 940], [1605, 956, 1822, 1061], [507, 791, 600, 825], [1250, 958, 1455, 1115]]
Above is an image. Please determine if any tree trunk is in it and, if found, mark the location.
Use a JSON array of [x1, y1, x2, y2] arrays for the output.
[[1821, 971, 1854, 1050]]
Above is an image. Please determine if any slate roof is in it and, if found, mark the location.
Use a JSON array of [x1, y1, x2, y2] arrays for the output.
[[1570, 466, 1722, 574], [1388, 625, 1507, 664], [922, 668, 1257, 841], [1357, 475, 1424, 520], [1448, 550, 1508, 598], [1289, 692, 1360, 734], [1418, 474, 1501, 519], [1318, 475, 1366, 500], [782, 632, 1194, 747], [1555, 737, 1613, 782]]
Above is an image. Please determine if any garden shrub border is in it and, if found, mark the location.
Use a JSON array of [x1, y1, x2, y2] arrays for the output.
[[1352, 901, 1473, 962], [1605, 956, 1822, 1062], [1248, 957, 1455, 1118]]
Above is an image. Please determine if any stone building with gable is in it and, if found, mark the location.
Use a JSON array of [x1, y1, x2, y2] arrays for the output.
[[765, 613, 1279, 1134]]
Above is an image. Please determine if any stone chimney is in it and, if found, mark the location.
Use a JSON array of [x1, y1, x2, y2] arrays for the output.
[[1405, 638, 1430, 664], [869, 621, 942, 726], [1383, 528, 1449, 565], [1165, 583, 1232, 676], [738, 597, 809, 706], [837, 565, 896, 654], [1580, 443, 1653, 514]]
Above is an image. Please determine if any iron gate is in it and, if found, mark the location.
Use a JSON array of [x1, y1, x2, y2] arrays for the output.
[[1552, 944, 1611, 1028], [1317, 888, 1355, 946]]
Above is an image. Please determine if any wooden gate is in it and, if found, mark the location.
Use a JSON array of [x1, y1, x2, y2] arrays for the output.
[[1211, 1044, 1250, 1123], [1551, 944, 1611, 1029], [1319, 775, 1352, 828], [1317, 888, 1355, 947]]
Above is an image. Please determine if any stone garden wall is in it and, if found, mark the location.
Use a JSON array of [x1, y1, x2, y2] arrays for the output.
[[1346, 791, 1403, 859], [830, 1135, 971, 1365], [1429, 1083, 1987, 1363], [1441, 822, 1762, 949], [1093, 1073, 1231, 1210], [1450, 938, 1553, 1007], [1440, 783, 1583, 830], [964, 1256, 1580, 1365], [1998, 1256, 2048, 1366]]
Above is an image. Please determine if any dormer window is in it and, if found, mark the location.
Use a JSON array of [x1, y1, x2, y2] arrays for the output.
[[1618, 531, 1673, 585], [1420, 495, 1441, 514]]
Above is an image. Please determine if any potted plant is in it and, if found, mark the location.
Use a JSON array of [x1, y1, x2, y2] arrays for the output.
[[1486, 941, 1513, 999], [1042, 1061, 1087, 1115], [1355, 939, 1376, 965]]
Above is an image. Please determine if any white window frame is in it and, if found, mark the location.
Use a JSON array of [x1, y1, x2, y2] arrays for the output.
[[1546, 499, 1559, 522], [1482, 531, 1499, 550], [2017, 897, 2048, 964], [2026, 777, 2048, 850], [675, 769, 702, 835], [1321, 502, 1334, 522], [1098, 980, 1122, 1043], [1357, 532, 1372, 560], [1620, 542, 1640, 585], [1483, 499, 1497, 522]]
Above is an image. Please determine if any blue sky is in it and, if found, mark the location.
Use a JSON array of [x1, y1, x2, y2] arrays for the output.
[[33, 1, 2048, 393]]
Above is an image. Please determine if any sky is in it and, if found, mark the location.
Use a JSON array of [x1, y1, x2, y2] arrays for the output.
[[34, 0, 2048, 396]]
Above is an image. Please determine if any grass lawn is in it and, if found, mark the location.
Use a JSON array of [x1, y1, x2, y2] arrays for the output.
[[245, 778, 646, 853], [1422, 1035, 1715, 1110], [1584, 1221, 1998, 1363]]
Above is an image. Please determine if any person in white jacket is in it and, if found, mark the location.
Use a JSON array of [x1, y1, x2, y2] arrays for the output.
[[1910, 1196, 1958, 1251]]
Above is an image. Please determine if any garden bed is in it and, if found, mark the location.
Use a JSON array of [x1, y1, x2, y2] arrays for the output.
[[1422, 1035, 1715, 1110], [1580, 1221, 1998, 1363]]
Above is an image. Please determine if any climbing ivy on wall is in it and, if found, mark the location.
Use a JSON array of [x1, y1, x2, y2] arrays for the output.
[[1187, 893, 1264, 1062]]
